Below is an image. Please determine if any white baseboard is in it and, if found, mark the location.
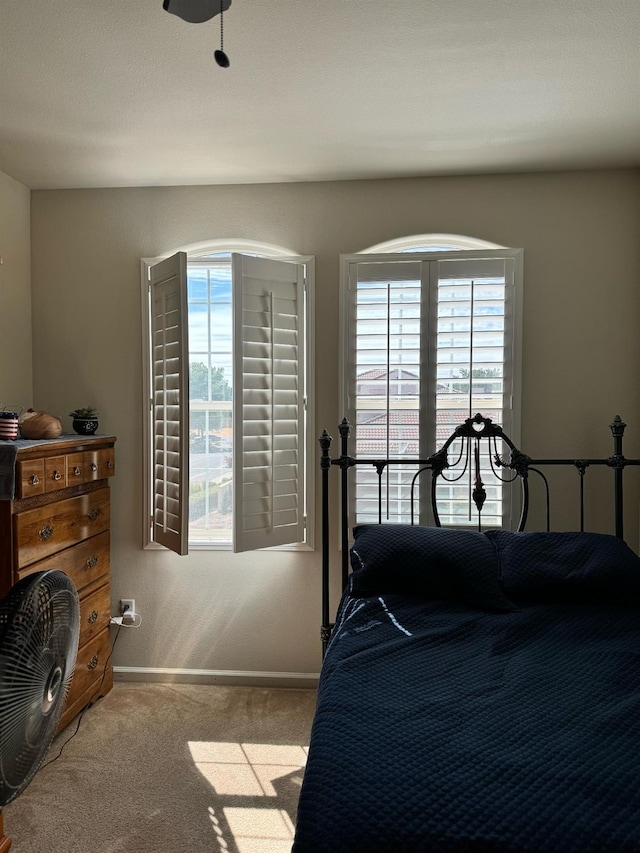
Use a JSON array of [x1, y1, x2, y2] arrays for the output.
[[113, 666, 320, 689]]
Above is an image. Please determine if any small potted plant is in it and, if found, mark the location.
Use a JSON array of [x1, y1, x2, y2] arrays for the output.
[[69, 406, 99, 435]]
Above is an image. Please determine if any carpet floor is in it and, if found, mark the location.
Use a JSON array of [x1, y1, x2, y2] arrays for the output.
[[3, 682, 317, 853]]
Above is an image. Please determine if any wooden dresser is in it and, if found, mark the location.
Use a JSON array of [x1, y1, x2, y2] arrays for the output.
[[0, 434, 116, 732]]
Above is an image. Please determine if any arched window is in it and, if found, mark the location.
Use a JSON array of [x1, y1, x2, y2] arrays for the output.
[[361, 233, 504, 253], [142, 240, 314, 554], [179, 237, 299, 259], [340, 235, 523, 528]]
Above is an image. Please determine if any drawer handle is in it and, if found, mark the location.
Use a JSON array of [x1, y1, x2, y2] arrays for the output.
[[107, 460, 114, 469], [87, 655, 99, 671], [86, 554, 99, 569], [90, 462, 98, 472], [38, 523, 54, 541], [29, 474, 40, 485], [87, 508, 101, 521], [87, 610, 99, 625], [72, 466, 81, 476], [53, 470, 62, 481]]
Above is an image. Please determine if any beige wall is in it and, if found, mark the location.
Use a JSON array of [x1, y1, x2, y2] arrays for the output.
[[29, 168, 640, 676], [0, 170, 32, 408]]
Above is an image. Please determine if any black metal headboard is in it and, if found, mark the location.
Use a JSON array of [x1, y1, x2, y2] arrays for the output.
[[319, 412, 639, 653]]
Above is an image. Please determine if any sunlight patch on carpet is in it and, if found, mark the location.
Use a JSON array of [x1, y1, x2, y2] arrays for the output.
[[192, 741, 308, 850], [224, 806, 295, 852]]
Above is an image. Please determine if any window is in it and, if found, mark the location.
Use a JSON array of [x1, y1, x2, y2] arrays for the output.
[[340, 236, 523, 528], [141, 244, 314, 555]]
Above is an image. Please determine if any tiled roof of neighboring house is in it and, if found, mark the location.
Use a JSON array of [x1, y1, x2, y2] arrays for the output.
[[356, 367, 420, 381], [357, 409, 468, 428], [356, 408, 471, 454], [359, 411, 419, 426], [356, 444, 421, 455]]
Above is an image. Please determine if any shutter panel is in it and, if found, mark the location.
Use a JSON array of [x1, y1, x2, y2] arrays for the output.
[[149, 252, 190, 555], [348, 258, 423, 524], [434, 255, 514, 527], [232, 254, 305, 551], [434, 256, 511, 440]]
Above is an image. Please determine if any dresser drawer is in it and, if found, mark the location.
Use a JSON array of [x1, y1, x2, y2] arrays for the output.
[[67, 627, 111, 708], [79, 582, 111, 647], [44, 455, 67, 492], [17, 459, 45, 498], [66, 452, 85, 488], [14, 488, 111, 569], [84, 448, 116, 482], [15, 530, 110, 593]]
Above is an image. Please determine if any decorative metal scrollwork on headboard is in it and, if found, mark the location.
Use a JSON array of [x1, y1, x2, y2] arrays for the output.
[[426, 412, 531, 530]]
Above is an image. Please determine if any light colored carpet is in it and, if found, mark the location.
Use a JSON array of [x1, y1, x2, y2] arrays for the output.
[[3, 682, 317, 853]]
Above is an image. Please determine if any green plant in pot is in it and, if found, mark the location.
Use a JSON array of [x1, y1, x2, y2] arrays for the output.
[[69, 406, 99, 436]]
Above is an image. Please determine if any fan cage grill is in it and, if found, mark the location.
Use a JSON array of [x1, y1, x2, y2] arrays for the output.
[[0, 570, 80, 807]]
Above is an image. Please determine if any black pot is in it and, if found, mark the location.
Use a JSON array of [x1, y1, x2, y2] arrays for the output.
[[72, 418, 99, 435]]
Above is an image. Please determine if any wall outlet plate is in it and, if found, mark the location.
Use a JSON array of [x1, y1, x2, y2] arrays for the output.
[[120, 599, 135, 623]]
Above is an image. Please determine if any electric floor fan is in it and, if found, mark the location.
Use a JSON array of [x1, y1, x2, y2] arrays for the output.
[[0, 571, 80, 851]]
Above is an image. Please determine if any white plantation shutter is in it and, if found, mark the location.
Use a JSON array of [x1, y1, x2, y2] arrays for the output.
[[433, 256, 513, 445], [433, 256, 515, 526], [348, 259, 424, 524], [149, 252, 190, 555], [232, 254, 305, 551], [342, 249, 521, 527]]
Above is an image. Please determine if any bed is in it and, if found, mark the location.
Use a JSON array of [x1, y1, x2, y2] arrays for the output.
[[293, 413, 640, 853]]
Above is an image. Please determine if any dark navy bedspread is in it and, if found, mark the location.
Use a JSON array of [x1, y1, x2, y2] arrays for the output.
[[294, 594, 640, 852]]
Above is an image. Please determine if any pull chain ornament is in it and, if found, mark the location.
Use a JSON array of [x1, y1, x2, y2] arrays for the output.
[[214, 0, 230, 67]]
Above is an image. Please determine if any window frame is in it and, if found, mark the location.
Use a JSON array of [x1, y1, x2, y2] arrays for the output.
[[339, 244, 524, 529], [140, 244, 315, 553]]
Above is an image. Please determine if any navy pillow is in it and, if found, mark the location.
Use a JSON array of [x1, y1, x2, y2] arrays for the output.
[[484, 529, 640, 605], [349, 524, 516, 612]]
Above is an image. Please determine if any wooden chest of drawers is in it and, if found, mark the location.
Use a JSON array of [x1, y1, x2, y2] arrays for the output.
[[0, 435, 116, 732]]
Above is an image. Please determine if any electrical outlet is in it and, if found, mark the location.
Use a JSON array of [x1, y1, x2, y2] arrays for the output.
[[120, 599, 136, 623]]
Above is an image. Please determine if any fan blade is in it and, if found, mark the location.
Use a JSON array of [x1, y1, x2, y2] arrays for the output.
[[163, 0, 231, 24]]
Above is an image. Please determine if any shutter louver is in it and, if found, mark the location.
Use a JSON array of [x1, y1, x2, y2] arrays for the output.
[[150, 252, 189, 555], [232, 254, 305, 551]]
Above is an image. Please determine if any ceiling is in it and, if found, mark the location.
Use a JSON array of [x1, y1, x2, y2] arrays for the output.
[[1, 0, 639, 190]]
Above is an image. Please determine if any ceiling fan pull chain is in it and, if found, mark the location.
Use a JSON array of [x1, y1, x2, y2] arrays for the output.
[[214, 0, 230, 67]]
